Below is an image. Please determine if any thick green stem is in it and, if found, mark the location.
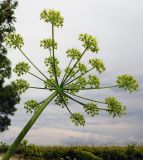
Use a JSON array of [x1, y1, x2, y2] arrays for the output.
[[2, 91, 57, 160]]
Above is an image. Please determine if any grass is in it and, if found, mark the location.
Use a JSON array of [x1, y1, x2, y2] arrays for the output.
[[1, 141, 143, 160]]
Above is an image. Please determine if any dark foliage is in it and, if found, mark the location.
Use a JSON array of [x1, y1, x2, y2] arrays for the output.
[[0, 0, 20, 132]]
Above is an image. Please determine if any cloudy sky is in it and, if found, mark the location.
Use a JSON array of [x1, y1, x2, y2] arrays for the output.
[[0, 0, 143, 145]]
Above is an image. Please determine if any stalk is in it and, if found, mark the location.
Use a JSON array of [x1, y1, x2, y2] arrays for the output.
[[64, 85, 119, 90], [2, 91, 57, 160], [51, 23, 59, 86], [62, 48, 87, 85], [18, 47, 55, 88], [61, 58, 73, 85], [64, 69, 80, 85], [28, 71, 46, 82], [65, 92, 106, 104], [65, 67, 94, 86]]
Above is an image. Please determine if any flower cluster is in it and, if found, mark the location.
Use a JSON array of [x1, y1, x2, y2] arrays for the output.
[[13, 62, 30, 76], [76, 77, 86, 88], [76, 62, 87, 73], [89, 58, 105, 73], [44, 56, 61, 77], [64, 67, 76, 78], [40, 38, 57, 50], [40, 9, 64, 27], [11, 79, 29, 94], [66, 83, 80, 95], [79, 33, 99, 53], [4, 33, 24, 49], [44, 79, 55, 89], [66, 77, 86, 94], [87, 75, 100, 88], [55, 94, 68, 107], [66, 48, 81, 60], [24, 100, 39, 113], [116, 74, 139, 92], [105, 97, 126, 117], [84, 103, 99, 117], [70, 113, 85, 126]]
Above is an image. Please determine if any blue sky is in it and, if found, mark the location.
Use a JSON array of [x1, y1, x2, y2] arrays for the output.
[[0, 0, 143, 145]]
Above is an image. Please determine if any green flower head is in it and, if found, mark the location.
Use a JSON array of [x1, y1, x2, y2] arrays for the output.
[[40, 9, 64, 27], [105, 97, 126, 117], [79, 33, 99, 53], [84, 103, 99, 117], [70, 113, 85, 126], [24, 100, 39, 114], [4, 33, 24, 49], [76, 62, 87, 73], [11, 79, 29, 94], [116, 74, 139, 92], [40, 38, 57, 50], [89, 58, 105, 73], [13, 62, 30, 76], [66, 48, 81, 60], [87, 75, 100, 88]]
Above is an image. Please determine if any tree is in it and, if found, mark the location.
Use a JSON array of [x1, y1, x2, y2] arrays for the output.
[[0, 0, 20, 132], [3, 9, 139, 160]]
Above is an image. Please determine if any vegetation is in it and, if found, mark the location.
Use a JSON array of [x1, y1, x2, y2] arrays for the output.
[[2, 8, 139, 160], [0, 141, 143, 160], [0, 0, 20, 132]]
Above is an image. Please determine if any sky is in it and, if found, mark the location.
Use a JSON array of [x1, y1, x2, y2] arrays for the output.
[[0, 0, 143, 146]]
